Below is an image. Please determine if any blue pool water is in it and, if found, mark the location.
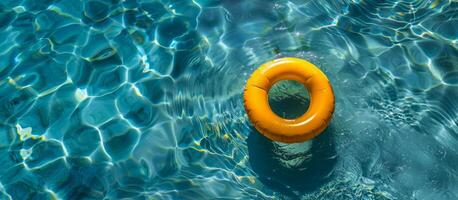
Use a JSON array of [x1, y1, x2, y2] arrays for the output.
[[0, 0, 457, 199]]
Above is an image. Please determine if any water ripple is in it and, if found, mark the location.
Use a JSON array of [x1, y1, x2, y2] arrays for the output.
[[0, 0, 457, 199]]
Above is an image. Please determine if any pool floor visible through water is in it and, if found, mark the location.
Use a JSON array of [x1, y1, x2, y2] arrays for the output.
[[0, 0, 457, 199]]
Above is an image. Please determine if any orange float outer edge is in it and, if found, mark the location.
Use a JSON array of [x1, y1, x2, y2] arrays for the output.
[[243, 57, 335, 143]]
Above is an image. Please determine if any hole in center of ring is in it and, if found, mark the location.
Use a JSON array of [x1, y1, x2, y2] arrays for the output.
[[268, 80, 310, 119]]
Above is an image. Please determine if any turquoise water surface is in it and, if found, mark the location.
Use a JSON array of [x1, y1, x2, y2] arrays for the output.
[[0, 0, 457, 199]]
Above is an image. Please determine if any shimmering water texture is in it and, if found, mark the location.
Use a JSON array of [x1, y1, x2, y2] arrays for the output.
[[0, 0, 457, 199]]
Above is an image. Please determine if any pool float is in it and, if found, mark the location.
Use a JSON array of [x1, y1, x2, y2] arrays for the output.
[[244, 57, 335, 143]]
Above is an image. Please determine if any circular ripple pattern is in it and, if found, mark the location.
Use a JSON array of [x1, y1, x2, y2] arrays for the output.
[[0, 0, 457, 199]]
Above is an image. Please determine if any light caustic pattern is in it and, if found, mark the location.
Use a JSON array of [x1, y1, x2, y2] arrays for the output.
[[0, 0, 457, 199]]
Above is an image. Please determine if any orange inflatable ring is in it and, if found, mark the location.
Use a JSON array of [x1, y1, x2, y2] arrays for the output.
[[244, 57, 335, 143]]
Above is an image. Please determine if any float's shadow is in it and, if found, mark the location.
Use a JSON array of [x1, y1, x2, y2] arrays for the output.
[[247, 126, 337, 196]]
